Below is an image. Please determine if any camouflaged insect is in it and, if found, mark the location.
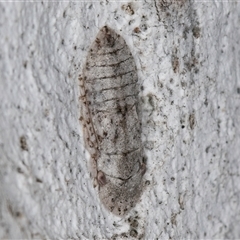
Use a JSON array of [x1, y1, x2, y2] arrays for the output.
[[79, 26, 146, 216]]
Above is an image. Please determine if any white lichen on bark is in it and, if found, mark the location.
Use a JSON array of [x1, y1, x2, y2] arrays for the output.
[[0, 1, 240, 239]]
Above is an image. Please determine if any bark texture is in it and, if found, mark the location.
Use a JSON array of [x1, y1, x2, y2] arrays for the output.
[[0, 1, 240, 239]]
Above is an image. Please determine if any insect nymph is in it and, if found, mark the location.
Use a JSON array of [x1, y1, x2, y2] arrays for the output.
[[79, 26, 146, 216]]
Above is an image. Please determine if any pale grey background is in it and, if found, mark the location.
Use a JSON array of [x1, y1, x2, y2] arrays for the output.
[[0, 1, 240, 239]]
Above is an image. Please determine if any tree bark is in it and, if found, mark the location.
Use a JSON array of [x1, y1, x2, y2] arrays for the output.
[[0, 1, 240, 239]]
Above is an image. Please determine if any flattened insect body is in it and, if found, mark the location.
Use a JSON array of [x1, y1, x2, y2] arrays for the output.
[[80, 26, 146, 216]]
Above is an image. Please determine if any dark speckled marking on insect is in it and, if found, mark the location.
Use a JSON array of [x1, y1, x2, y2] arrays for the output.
[[79, 26, 146, 216]]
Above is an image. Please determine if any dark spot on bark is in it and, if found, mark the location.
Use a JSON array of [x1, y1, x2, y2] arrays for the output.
[[129, 229, 138, 237], [20, 136, 28, 151], [192, 26, 201, 38], [189, 113, 195, 130], [36, 178, 42, 183], [17, 167, 24, 174], [134, 27, 141, 33]]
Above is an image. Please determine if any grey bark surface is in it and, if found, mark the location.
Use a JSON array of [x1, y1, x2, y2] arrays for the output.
[[0, 1, 240, 239]]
